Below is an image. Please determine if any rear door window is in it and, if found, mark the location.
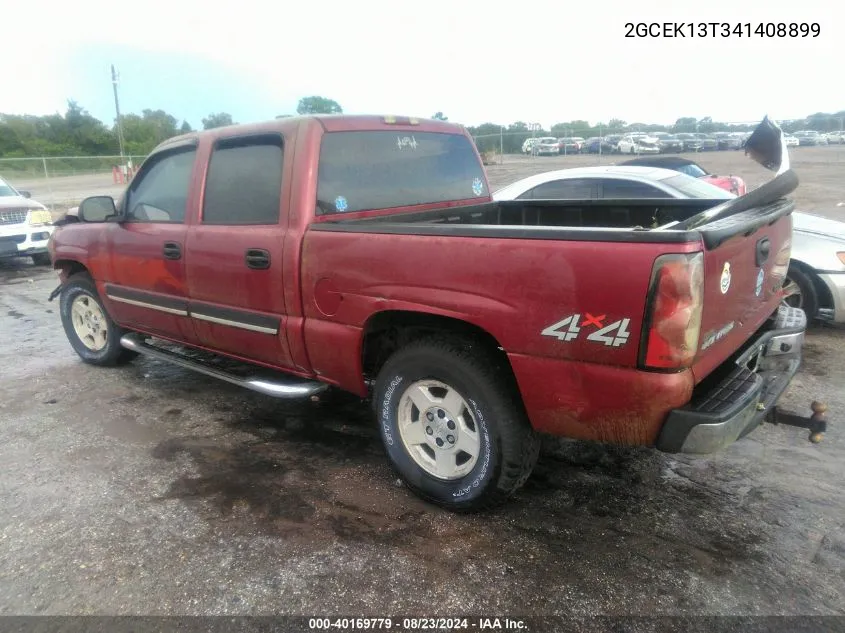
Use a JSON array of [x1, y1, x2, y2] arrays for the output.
[[202, 134, 284, 225], [316, 131, 486, 214]]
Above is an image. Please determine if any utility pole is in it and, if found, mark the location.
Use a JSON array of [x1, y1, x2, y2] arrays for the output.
[[111, 65, 127, 170], [529, 122, 541, 158]]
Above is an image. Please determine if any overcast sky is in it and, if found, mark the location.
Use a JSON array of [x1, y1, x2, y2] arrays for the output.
[[6, 0, 838, 129]]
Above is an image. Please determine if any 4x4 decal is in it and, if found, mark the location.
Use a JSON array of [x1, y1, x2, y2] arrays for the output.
[[541, 313, 632, 347]]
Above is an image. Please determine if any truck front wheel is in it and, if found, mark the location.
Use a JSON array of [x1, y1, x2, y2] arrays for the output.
[[59, 273, 137, 366], [374, 337, 539, 511]]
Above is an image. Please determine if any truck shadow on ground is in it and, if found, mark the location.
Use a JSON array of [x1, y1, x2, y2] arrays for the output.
[[149, 383, 772, 588]]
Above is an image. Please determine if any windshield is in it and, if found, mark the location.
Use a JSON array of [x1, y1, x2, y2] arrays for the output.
[[676, 164, 708, 178], [660, 173, 736, 199], [539, 138, 557, 144], [0, 177, 19, 197]]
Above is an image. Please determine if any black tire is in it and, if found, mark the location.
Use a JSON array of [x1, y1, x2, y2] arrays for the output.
[[59, 273, 138, 366], [374, 336, 540, 512], [783, 265, 819, 321], [31, 253, 52, 266]]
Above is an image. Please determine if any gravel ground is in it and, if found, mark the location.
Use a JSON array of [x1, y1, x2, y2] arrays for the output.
[[1, 146, 844, 625]]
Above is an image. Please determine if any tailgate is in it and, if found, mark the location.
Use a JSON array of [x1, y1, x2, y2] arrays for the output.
[[691, 202, 793, 382]]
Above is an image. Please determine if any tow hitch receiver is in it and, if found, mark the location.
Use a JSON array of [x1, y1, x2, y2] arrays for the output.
[[768, 401, 829, 444]]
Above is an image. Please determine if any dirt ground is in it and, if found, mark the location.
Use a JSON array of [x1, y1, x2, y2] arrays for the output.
[[1, 146, 844, 625]]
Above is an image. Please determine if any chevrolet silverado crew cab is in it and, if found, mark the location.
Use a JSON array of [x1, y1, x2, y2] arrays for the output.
[[48, 114, 806, 510]]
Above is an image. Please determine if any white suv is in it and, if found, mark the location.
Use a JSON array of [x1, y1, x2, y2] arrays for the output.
[[0, 176, 54, 266]]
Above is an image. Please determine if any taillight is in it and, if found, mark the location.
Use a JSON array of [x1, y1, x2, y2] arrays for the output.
[[640, 252, 704, 370]]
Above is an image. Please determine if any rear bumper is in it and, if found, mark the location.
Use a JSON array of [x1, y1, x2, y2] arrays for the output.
[[656, 306, 806, 453]]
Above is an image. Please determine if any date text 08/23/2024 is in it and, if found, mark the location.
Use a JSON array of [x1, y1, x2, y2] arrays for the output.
[[624, 22, 821, 38]]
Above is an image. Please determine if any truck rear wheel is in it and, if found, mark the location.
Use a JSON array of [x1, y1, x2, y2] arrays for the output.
[[59, 273, 137, 366], [374, 336, 539, 511]]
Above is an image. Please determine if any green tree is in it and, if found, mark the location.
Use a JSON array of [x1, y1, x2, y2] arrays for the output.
[[202, 112, 235, 130], [180, 121, 193, 134], [467, 122, 505, 153], [432, 112, 448, 121], [296, 96, 343, 115], [673, 117, 697, 133], [120, 109, 181, 153]]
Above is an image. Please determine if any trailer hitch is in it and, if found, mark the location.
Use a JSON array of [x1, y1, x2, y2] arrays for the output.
[[768, 401, 828, 444]]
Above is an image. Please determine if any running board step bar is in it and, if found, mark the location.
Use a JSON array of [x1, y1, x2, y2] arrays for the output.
[[120, 334, 328, 399]]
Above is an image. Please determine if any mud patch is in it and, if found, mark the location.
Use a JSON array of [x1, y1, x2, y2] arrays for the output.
[[147, 390, 776, 598]]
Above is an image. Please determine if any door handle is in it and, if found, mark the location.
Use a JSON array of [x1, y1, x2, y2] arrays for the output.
[[245, 248, 270, 270], [755, 237, 771, 267], [163, 242, 182, 260]]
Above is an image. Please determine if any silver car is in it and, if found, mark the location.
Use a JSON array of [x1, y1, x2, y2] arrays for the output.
[[786, 214, 845, 323], [493, 166, 845, 323]]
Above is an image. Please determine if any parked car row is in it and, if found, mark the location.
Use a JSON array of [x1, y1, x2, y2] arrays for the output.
[[521, 129, 844, 156]]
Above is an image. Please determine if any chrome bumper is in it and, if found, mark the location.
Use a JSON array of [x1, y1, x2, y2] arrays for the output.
[[657, 306, 806, 454]]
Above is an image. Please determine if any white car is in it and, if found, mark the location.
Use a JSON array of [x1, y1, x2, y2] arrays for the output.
[[784, 135, 799, 147], [533, 137, 560, 156], [492, 165, 735, 202], [617, 134, 660, 154], [521, 138, 539, 154], [824, 131, 844, 144], [0, 176, 54, 266], [493, 166, 845, 324]]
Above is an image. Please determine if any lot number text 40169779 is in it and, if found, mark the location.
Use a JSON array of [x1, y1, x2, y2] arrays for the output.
[[624, 22, 820, 38]]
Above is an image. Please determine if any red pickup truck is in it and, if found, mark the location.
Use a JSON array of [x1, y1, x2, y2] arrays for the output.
[[48, 114, 806, 510]]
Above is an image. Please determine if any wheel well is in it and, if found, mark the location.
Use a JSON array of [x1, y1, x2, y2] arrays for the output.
[[54, 259, 89, 278], [790, 260, 833, 310], [362, 311, 515, 383]]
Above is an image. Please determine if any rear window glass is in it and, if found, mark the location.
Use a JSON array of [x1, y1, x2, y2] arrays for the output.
[[316, 131, 487, 214]]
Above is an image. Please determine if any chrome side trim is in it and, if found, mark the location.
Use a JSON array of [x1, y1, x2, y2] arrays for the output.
[[119, 334, 326, 399], [107, 294, 188, 316], [191, 312, 278, 335]]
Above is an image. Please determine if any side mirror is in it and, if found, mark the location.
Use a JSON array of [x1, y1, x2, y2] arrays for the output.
[[19, 190, 32, 199], [78, 196, 118, 223]]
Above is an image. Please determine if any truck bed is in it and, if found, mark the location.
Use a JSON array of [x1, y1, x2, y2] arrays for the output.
[[312, 170, 798, 250]]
